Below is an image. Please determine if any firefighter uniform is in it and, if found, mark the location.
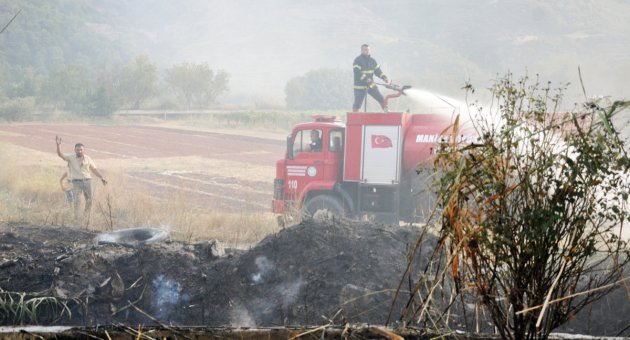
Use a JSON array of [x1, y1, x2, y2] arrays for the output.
[[352, 54, 389, 111]]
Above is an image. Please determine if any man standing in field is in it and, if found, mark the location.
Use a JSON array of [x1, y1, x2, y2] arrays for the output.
[[55, 136, 107, 220], [352, 43, 390, 112]]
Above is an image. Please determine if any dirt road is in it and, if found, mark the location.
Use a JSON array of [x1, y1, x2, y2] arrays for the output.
[[0, 124, 286, 213]]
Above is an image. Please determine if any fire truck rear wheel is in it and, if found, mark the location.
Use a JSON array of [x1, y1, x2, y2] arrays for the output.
[[303, 195, 345, 220]]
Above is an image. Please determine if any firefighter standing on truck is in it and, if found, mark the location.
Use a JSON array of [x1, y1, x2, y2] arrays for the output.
[[352, 44, 390, 112]]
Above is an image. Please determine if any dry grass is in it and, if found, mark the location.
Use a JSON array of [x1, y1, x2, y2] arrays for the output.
[[0, 142, 280, 246]]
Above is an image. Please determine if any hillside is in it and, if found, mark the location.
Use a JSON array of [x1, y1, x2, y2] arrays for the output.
[[1, 0, 629, 104]]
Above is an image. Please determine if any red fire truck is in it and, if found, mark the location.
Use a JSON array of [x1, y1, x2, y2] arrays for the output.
[[272, 109, 461, 224]]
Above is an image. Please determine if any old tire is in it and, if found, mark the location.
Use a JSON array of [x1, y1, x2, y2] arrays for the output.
[[94, 227, 169, 247], [303, 195, 345, 221]]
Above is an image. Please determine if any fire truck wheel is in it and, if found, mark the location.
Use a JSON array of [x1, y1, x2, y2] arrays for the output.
[[303, 195, 345, 220]]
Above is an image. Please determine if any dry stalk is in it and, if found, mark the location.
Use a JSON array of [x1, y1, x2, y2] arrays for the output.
[[289, 324, 330, 340], [368, 326, 404, 340], [290, 309, 342, 339], [130, 304, 192, 340], [516, 276, 630, 316], [536, 259, 567, 328]]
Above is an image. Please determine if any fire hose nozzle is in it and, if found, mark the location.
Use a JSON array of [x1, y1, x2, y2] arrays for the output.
[[377, 83, 412, 95], [379, 83, 413, 109]]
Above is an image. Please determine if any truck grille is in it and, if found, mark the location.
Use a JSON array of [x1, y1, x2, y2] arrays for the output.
[[273, 178, 284, 199]]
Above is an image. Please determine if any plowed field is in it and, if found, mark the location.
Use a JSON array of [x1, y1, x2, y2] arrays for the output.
[[0, 124, 286, 213]]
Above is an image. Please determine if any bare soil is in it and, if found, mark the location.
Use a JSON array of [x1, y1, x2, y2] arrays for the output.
[[0, 124, 284, 165]]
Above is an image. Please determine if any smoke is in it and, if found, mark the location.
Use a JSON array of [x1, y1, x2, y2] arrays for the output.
[[246, 277, 305, 324], [151, 275, 190, 321], [229, 304, 256, 327], [251, 256, 273, 283], [277, 278, 304, 310], [29, 1, 628, 107], [243, 255, 305, 324]]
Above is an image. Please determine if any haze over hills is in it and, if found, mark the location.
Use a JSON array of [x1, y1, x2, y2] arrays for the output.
[[91, 0, 630, 105], [2, 0, 629, 106]]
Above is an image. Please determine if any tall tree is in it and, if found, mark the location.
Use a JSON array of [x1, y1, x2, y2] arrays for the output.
[[164, 62, 229, 109], [121, 55, 158, 109], [87, 63, 126, 116]]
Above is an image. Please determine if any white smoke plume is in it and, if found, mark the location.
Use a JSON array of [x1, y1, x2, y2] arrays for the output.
[[229, 304, 256, 327], [251, 256, 273, 284], [151, 275, 190, 321]]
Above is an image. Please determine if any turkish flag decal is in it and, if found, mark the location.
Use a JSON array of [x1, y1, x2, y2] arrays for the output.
[[371, 135, 393, 148]]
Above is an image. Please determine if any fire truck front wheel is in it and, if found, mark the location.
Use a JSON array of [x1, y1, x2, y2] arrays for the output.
[[303, 195, 345, 220]]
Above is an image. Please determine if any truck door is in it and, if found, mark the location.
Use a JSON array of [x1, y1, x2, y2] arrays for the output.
[[326, 129, 344, 180], [284, 128, 326, 200]]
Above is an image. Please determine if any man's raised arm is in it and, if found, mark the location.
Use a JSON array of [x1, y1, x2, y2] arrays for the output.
[[55, 135, 66, 160]]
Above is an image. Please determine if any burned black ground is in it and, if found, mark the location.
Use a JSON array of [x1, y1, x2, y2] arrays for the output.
[[0, 220, 627, 336]]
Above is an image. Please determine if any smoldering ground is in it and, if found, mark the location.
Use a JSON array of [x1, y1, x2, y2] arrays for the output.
[[0, 220, 433, 327], [0, 220, 627, 335]]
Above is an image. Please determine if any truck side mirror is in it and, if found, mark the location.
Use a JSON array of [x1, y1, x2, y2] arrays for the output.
[[287, 136, 294, 160]]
